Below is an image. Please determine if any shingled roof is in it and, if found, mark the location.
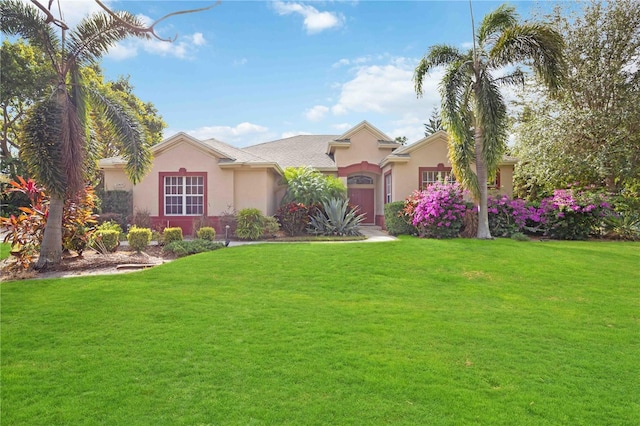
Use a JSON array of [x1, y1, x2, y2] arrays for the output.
[[244, 135, 339, 170], [201, 138, 271, 165]]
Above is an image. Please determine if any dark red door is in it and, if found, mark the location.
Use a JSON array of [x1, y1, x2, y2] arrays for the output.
[[348, 188, 375, 224]]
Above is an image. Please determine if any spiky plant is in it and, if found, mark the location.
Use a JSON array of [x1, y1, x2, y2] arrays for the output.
[[308, 198, 365, 236], [414, 3, 564, 239]]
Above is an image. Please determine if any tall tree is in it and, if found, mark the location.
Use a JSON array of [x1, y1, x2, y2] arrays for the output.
[[0, 0, 215, 268], [0, 39, 55, 174], [513, 0, 640, 197], [414, 3, 564, 239], [423, 107, 443, 136]]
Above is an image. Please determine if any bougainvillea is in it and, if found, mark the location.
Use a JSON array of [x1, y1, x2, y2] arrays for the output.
[[405, 182, 470, 239], [487, 194, 544, 237], [539, 189, 611, 240]]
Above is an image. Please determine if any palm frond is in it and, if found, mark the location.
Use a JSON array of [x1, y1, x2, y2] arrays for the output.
[[86, 86, 150, 184], [21, 96, 67, 196], [493, 68, 526, 87], [477, 4, 518, 46], [0, 0, 60, 68], [474, 69, 508, 176], [490, 24, 565, 95], [67, 11, 150, 66], [439, 61, 477, 196], [414, 44, 463, 96]]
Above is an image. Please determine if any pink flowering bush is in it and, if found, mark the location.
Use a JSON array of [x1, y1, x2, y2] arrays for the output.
[[539, 189, 611, 240], [406, 182, 470, 239], [487, 195, 543, 237]]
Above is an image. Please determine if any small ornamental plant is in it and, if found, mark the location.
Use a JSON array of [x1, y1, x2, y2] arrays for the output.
[[163, 227, 183, 244], [196, 226, 216, 241], [127, 226, 152, 252], [276, 202, 313, 236], [406, 182, 470, 239], [539, 188, 611, 240]]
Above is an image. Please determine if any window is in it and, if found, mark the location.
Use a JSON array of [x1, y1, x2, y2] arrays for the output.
[[420, 170, 455, 189], [384, 173, 392, 204], [164, 175, 204, 216], [488, 171, 501, 190], [347, 175, 374, 185]]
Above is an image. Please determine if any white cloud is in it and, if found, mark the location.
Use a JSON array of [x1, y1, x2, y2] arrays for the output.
[[233, 58, 248, 66], [305, 105, 329, 121], [192, 32, 206, 46], [184, 122, 271, 147], [272, 1, 344, 34], [23, 0, 113, 28], [389, 115, 428, 144], [331, 57, 442, 115], [107, 32, 207, 60], [107, 43, 138, 60], [328, 56, 444, 143], [332, 123, 352, 132], [282, 131, 312, 139]]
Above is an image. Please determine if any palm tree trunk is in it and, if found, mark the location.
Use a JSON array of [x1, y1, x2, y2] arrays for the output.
[[35, 194, 64, 269], [474, 126, 493, 239]]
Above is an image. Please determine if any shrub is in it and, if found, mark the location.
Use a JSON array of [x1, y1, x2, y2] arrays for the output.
[[96, 189, 132, 220], [276, 202, 313, 236], [406, 183, 470, 239], [262, 216, 280, 237], [163, 227, 183, 244], [281, 166, 346, 205], [96, 220, 123, 234], [163, 239, 224, 257], [196, 226, 216, 241], [96, 190, 132, 231], [235, 208, 264, 240], [127, 226, 152, 252], [192, 215, 212, 236], [132, 209, 152, 229], [487, 195, 535, 237], [97, 212, 126, 230], [1, 178, 98, 266], [218, 205, 237, 236], [91, 229, 120, 253], [511, 232, 531, 242], [603, 191, 640, 240], [383, 201, 416, 235], [308, 198, 364, 236], [539, 189, 611, 240]]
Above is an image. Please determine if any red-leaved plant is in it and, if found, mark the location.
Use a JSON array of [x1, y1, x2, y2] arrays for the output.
[[1, 177, 97, 269]]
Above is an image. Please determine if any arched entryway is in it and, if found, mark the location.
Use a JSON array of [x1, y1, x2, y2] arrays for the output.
[[347, 174, 375, 224]]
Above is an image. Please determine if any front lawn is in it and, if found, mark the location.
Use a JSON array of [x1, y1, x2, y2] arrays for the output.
[[2, 238, 638, 424]]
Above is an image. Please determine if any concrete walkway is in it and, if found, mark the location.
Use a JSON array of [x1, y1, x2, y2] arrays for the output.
[[226, 225, 396, 247], [357, 225, 397, 242]]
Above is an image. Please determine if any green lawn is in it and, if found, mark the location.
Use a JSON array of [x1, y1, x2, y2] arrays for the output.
[[2, 238, 639, 425], [0, 242, 10, 260]]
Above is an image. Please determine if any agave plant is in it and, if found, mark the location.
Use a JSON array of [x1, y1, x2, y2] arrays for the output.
[[308, 198, 365, 236]]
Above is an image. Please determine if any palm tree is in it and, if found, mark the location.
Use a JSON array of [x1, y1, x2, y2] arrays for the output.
[[414, 4, 564, 239], [0, 0, 216, 268]]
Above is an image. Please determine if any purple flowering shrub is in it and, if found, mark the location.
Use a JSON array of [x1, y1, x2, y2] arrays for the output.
[[539, 189, 611, 240], [406, 182, 470, 239], [487, 195, 544, 237]]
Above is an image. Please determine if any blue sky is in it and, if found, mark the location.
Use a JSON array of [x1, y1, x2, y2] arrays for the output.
[[68, 0, 551, 146]]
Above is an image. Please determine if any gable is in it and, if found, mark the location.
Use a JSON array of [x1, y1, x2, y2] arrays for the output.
[[152, 132, 232, 160]]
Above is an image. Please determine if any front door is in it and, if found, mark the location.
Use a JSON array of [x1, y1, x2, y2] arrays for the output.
[[348, 188, 375, 224]]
